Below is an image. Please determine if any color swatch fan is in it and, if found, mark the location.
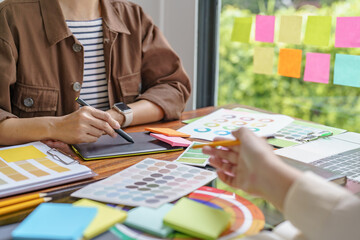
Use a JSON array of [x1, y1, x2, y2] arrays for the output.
[[71, 158, 217, 208], [178, 108, 293, 141]]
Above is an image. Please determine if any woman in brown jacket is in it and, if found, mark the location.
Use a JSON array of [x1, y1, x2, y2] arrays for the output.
[[0, 0, 191, 145]]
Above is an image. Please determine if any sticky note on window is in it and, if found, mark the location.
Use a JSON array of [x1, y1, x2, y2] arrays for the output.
[[334, 54, 360, 88], [278, 16, 302, 44], [0, 145, 46, 162], [253, 47, 274, 75], [304, 16, 332, 46], [231, 17, 253, 43], [278, 48, 302, 78], [335, 17, 360, 48], [304, 53, 331, 84], [255, 15, 275, 43]]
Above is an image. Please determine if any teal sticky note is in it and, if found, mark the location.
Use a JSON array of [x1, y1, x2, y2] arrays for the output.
[[163, 198, 231, 240], [124, 203, 174, 238], [304, 16, 332, 46], [334, 54, 360, 88], [12, 203, 97, 240], [231, 17, 253, 43]]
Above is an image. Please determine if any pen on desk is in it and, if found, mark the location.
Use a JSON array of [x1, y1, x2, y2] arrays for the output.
[[75, 97, 134, 143], [0, 193, 47, 208], [0, 197, 52, 215]]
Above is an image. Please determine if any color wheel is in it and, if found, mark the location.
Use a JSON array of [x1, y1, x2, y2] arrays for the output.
[[114, 186, 265, 239]]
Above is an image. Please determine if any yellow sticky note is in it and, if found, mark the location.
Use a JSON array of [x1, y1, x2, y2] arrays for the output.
[[278, 16, 303, 44], [0, 145, 46, 162], [73, 199, 127, 240], [231, 17, 253, 43], [253, 47, 274, 75], [145, 127, 190, 137]]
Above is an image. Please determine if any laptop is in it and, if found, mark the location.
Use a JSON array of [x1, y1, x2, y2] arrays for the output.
[[275, 132, 360, 184]]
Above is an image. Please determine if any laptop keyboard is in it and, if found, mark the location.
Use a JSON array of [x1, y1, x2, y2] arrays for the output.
[[312, 148, 360, 183]]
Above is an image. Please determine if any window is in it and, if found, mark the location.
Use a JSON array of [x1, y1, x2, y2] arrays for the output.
[[218, 0, 360, 132]]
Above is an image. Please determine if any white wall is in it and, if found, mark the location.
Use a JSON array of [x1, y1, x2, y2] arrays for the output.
[[131, 0, 198, 111]]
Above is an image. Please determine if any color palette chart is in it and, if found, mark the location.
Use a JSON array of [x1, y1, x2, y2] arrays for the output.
[[175, 142, 209, 167], [0, 142, 93, 198], [177, 108, 293, 141], [71, 158, 217, 208], [232, 15, 360, 88], [114, 186, 265, 240]]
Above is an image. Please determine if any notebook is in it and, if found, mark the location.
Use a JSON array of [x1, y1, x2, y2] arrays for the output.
[[0, 142, 95, 198], [275, 132, 360, 185], [73, 199, 127, 240], [12, 203, 97, 240], [72, 132, 183, 160]]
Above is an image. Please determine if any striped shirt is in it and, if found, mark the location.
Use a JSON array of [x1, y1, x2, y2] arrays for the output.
[[66, 18, 110, 111]]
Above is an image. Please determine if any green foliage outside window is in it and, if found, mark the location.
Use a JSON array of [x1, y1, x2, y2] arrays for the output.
[[218, 0, 360, 132]]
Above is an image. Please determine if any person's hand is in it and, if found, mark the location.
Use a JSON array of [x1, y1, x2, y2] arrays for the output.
[[51, 106, 120, 144]]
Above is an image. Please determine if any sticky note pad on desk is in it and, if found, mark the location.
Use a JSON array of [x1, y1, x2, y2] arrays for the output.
[[150, 133, 192, 147], [163, 198, 231, 240], [124, 203, 174, 238], [145, 127, 190, 137], [73, 199, 127, 240], [12, 203, 97, 240]]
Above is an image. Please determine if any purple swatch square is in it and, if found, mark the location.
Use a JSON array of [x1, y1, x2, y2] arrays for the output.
[[335, 17, 360, 48], [255, 15, 276, 43], [304, 52, 331, 84]]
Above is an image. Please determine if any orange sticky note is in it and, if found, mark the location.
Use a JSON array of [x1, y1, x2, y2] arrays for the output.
[[145, 128, 190, 137], [278, 48, 302, 78]]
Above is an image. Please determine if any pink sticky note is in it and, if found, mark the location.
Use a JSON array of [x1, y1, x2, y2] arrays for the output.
[[335, 17, 360, 48], [304, 52, 331, 84], [150, 133, 192, 147], [255, 15, 275, 43]]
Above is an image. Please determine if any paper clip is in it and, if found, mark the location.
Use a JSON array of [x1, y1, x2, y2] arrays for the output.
[[47, 148, 78, 165]]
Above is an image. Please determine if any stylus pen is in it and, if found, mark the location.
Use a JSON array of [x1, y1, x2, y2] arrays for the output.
[[75, 97, 134, 143]]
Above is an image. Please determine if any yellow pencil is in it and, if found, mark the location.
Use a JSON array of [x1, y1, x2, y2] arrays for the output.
[[191, 140, 241, 149], [0, 193, 47, 208], [0, 197, 52, 216]]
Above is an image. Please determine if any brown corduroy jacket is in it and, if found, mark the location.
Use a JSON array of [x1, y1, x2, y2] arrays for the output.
[[0, 0, 191, 122]]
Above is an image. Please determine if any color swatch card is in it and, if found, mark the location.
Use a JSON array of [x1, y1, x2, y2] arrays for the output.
[[12, 203, 97, 240], [175, 142, 210, 167], [163, 197, 231, 240], [73, 199, 127, 240], [0, 142, 94, 198], [71, 158, 217, 208], [124, 203, 174, 238], [177, 108, 294, 141]]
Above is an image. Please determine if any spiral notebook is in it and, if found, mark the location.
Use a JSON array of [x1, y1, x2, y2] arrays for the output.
[[71, 132, 184, 161]]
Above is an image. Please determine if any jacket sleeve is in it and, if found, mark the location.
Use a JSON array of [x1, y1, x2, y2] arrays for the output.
[[0, 38, 17, 122], [135, 8, 191, 121], [282, 171, 360, 240]]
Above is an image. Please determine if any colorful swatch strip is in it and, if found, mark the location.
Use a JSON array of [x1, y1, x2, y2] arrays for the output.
[[231, 15, 360, 88]]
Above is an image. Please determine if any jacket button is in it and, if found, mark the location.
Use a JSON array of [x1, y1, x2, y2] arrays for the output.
[[73, 82, 82, 92], [23, 97, 34, 107], [72, 43, 82, 52]]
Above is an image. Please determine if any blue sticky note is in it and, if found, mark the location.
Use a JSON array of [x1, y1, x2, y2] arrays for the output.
[[334, 54, 360, 88], [12, 203, 97, 240], [124, 203, 174, 238]]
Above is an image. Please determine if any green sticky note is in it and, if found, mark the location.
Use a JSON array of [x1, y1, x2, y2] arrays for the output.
[[163, 198, 231, 240], [231, 17, 253, 43], [278, 16, 303, 44], [304, 16, 332, 46], [253, 47, 274, 75]]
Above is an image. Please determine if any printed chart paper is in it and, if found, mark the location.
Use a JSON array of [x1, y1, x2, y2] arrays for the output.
[[278, 48, 302, 78], [255, 15, 275, 43], [304, 52, 331, 84], [71, 158, 217, 208], [177, 109, 294, 141]]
